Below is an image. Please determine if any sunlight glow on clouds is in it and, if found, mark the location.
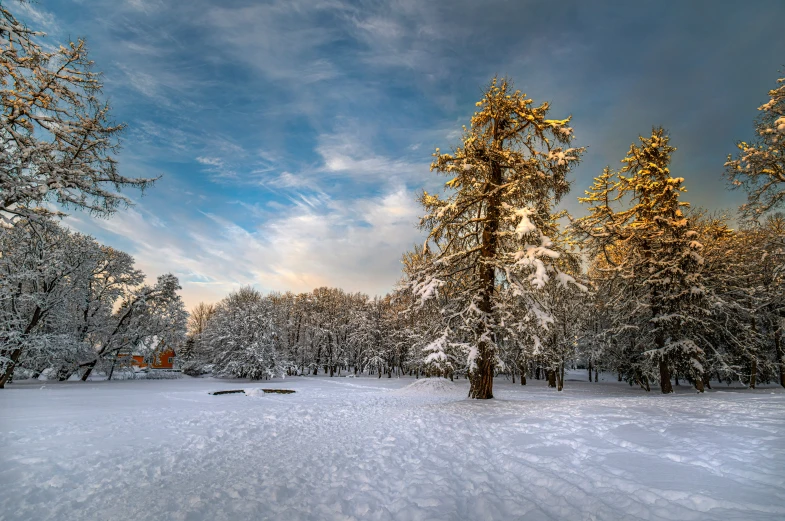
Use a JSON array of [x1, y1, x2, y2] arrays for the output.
[[25, 0, 785, 309]]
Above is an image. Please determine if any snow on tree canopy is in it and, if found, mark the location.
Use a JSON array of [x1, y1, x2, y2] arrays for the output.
[[408, 76, 585, 399]]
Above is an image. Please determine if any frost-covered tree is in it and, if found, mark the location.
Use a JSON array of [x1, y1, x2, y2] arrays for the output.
[[202, 287, 287, 380], [0, 2, 154, 223], [179, 301, 216, 375], [79, 273, 187, 380], [535, 240, 588, 391], [0, 218, 97, 387], [725, 73, 785, 218], [575, 128, 708, 393], [411, 77, 585, 399], [41, 244, 143, 380], [748, 214, 785, 387]]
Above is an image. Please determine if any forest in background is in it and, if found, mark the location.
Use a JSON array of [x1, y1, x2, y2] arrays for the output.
[[1, 3, 783, 397]]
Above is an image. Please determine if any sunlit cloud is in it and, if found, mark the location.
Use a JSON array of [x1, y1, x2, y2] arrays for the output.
[[23, 0, 785, 311]]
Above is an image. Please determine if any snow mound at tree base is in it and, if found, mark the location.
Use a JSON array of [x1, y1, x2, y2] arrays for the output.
[[395, 377, 463, 396]]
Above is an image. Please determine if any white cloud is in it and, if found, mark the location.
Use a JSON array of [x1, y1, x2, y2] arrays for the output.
[[63, 186, 424, 310]]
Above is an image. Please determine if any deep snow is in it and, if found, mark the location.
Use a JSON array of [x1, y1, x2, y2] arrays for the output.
[[1, 374, 783, 521]]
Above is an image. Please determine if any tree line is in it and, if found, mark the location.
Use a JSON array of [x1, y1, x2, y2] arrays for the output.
[[182, 75, 784, 398], [1, 3, 783, 397]]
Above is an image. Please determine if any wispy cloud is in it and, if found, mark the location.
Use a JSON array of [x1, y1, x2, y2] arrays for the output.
[[33, 0, 785, 310], [64, 187, 422, 308]]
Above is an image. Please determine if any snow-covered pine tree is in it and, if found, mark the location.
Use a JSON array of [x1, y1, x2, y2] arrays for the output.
[[725, 73, 785, 217], [412, 77, 585, 399], [753, 214, 785, 388], [576, 128, 708, 393], [688, 212, 761, 387]]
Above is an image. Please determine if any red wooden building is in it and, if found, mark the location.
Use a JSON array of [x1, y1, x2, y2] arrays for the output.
[[130, 348, 177, 370]]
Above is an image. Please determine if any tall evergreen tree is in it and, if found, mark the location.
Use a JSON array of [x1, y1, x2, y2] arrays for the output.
[[725, 73, 785, 217], [411, 77, 584, 399], [576, 128, 707, 393]]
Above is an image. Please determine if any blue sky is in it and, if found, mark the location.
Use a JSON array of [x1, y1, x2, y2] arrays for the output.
[[18, 0, 785, 308]]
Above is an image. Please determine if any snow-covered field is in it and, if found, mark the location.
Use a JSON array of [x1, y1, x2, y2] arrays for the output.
[[1, 374, 783, 521]]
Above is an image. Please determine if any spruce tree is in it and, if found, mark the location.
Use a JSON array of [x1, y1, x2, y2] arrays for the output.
[[412, 77, 584, 399], [725, 73, 785, 217], [576, 128, 707, 393]]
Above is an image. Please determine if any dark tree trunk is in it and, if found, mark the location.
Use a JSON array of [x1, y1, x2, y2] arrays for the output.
[[773, 319, 785, 389], [81, 360, 97, 381], [56, 365, 72, 381], [547, 369, 556, 388], [694, 373, 705, 393], [750, 317, 758, 389], [594, 368, 598, 383], [0, 306, 44, 389], [659, 358, 673, 394], [468, 143, 503, 400], [0, 346, 23, 389], [469, 351, 494, 399]]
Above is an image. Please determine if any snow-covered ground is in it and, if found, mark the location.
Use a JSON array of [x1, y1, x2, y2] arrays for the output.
[[1, 374, 783, 521]]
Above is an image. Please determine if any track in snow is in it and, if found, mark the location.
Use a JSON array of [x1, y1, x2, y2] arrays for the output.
[[1, 375, 783, 521]]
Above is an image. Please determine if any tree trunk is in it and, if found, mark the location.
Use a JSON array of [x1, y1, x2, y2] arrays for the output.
[[594, 368, 598, 383], [774, 321, 785, 389], [468, 139, 505, 400], [469, 349, 494, 399], [659, 358, 673, 394], [750, 316, 758, 389], [557, 362, 564, 391], [587, 360, 592, 382], [81, 360, 97, 381], [56, 365, 72, 381], [547, 369, 556, 388], [0, 306, 45, 388], [694, 373, 704, 393], [0, 346, 23, 389]]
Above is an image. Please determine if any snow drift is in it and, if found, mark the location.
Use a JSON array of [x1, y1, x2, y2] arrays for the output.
[[394, 377, 463, 396]]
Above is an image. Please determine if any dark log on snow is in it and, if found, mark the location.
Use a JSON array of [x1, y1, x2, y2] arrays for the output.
[[210, 389, 296, 395]]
